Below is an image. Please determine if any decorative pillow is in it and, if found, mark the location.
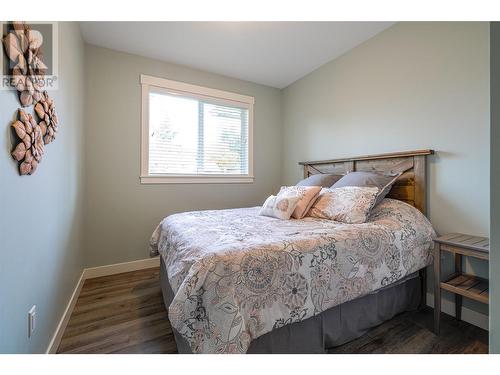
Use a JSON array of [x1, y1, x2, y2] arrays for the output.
[[296, 174, 343, 188], [259, 194, 301, 220], [278, 185, 322, 219], [308, 186, 379, 224], [331, 171, 401, 205]]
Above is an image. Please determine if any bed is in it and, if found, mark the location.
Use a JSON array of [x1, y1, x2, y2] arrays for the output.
[[150, 150, 436, 354]]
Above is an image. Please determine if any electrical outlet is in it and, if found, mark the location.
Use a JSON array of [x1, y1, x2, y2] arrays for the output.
[[28, 305, 36, 338]]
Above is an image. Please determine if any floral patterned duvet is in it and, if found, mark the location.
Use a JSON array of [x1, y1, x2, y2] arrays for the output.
[[150, 199, 435, 354]]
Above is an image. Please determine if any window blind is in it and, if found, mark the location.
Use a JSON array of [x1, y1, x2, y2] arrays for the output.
[[148, 91, 249, 176]]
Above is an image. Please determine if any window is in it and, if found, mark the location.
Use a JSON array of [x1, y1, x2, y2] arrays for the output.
[[140, 74, 254, 183]]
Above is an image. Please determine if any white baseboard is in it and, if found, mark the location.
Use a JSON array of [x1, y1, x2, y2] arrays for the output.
[[45, 257, 160, 354], [426, 292, 489, 331], [82, 257, 160, 279], [46, 272, 85, 354]]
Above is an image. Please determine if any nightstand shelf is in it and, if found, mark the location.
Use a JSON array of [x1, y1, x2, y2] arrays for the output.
[[433, 233, 489, 335], [441, 273, 489, 304]]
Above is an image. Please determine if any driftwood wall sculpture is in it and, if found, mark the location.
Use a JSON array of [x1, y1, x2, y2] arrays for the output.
[[2, 21, 59, 175]]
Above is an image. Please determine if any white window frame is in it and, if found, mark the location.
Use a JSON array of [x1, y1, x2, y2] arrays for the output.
[[140, 74, 254, 184]]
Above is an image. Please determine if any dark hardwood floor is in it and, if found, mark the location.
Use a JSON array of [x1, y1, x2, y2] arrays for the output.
[[329, 306, 488, 354], [57, 268, 177, 354], [57, 267, 488, 354]]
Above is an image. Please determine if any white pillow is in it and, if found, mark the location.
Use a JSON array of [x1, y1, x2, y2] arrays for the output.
[[259, 194, 301, 220], [308, 186, 379, 224]]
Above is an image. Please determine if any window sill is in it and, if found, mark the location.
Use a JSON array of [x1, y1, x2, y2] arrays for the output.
[[140, 175, 255, 184]]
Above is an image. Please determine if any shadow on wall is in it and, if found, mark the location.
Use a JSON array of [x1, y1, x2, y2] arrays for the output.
[[427, 149, 486, 234], [3, 106, 17, 166]]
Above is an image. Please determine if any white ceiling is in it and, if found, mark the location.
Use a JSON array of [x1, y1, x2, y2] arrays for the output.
[[79, 22, 394, 89]]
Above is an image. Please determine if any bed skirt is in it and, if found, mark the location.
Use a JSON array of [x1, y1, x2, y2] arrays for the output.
[[160, 257, 421, 354]]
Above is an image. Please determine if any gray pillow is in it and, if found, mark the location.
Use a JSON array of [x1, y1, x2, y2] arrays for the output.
[[331, 171, 401, 205], [296, 174, 343, 188]]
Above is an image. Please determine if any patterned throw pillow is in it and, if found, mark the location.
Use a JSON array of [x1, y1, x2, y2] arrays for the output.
[[259, 195, 301, 220], [308, 186, 379, 224], [278, 185, 322, 219]]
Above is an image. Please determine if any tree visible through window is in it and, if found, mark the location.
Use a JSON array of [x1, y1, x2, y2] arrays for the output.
[[141, 74, 254, 183], [148, 91, 249, 176]]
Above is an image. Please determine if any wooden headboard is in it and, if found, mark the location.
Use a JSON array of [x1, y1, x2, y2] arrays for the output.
[[299, 149, 434, 215]]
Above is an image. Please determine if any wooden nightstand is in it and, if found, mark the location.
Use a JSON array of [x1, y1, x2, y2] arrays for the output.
[[433, 233, 489, 334]]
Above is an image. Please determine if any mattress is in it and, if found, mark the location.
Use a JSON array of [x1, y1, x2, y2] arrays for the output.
[[150, 198, 435, 354]]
